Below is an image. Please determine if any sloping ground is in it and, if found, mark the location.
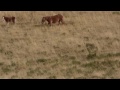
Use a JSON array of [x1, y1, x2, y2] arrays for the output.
[[0, 11, 120, 79]]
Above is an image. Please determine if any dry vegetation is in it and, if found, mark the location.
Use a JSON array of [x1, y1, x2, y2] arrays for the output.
[[0, 11, 120, 79]]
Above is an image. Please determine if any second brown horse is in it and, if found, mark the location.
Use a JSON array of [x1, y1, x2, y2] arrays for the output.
[[41, 14, 64, 26]]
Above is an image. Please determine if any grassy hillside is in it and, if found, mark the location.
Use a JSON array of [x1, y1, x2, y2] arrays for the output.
[[0, 11, 120, 79]]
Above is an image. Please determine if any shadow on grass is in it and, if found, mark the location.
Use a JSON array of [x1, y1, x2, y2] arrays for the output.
[[87, 52, 120, 60], [97, 52, 120, 59]]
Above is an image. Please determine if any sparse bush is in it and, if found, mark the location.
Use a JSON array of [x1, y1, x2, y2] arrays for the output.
[[36, 59, 47, 63], [2, 66, 11, 73], [27, 69, 35, 76], [82, 61, 103, 70], [72, 61, 81, 65], [0, 48, 4, 53], [112, 12, 120, 15], [97, 52, 120, 59], [11, 61, 16, 67], [69, 56, 76, 60], [61, 32, 66, 36], [48, 76, 56, 79], [78, 45, 81, 48], [86, 43, 98, 59], [27, 67, 43, 76], [5, 51, 13, 56], [115, 53, 120, 56], [0, 62, 4, 66]]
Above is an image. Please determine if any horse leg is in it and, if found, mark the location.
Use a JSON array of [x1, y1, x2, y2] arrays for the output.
[[13, 19, 15, 24], [57, 19, 61, 25], [49, 20, 52, 26]]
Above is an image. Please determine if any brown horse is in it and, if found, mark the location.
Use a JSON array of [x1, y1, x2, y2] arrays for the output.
[[3, 16, 15, 24], [41, 14, 64, 26]]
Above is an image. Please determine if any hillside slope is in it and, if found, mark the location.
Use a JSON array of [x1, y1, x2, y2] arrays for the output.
[[0, 11, 120, 79]]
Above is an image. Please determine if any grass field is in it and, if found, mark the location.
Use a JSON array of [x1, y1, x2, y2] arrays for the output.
[[0, 11, 120, 79]]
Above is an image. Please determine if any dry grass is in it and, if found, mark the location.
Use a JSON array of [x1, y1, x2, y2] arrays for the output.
[[0, 11, 120, 79]]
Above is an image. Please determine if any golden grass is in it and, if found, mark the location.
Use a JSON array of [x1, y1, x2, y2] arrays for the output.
[[0, 11, 120, 79]]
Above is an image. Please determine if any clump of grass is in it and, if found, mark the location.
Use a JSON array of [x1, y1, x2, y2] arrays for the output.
[[112, 12, 120, 15], [66, 68, 74, 75], [82, 61, 105, 71], [4, 51, 13, 57], [69, 56, 76, 60], [87, 54, 97, 59], [0, 62, 4, 66], [82, 60, 120, 71], [61, 32, 66, 36], [97, 52, 120, 59], [11, 61, 16, 67], [27, 67, 43, 76], [27, 69, 35, 76], [76, 69, 82, 73], [101, 60, 120, 68], [115, 52, 120, 56], [2, 66, 11, 74], [72, 60, 81, 65], [0, 48, 4, 53], [36, 59, 47, 63], [26, 60, 36, 66], [48, 76, 57, 79], [53, 45, 59, 49], [78, 44, 81, 48], [86, 43, 98, 59]]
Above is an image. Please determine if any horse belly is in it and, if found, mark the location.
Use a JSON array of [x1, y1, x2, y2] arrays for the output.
[[52, 19, 59, 23]]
